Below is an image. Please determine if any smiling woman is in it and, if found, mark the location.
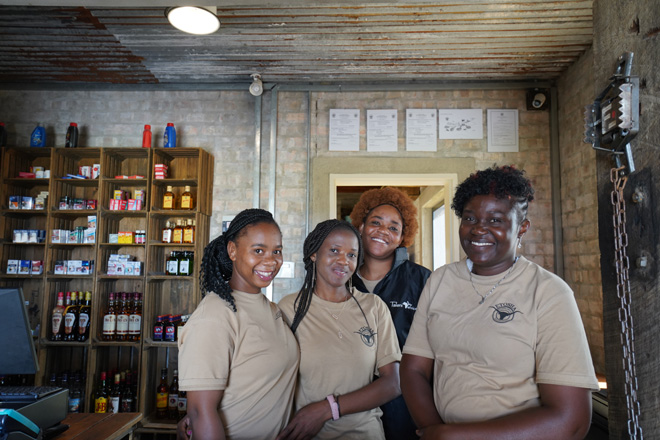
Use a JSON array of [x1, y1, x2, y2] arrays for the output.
[[177, 209, 299, 440], [401, 166, 599, 440], [277, 219, 401, 440]]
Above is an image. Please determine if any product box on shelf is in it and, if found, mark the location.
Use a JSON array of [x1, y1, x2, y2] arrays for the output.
[[84, 228, 96, 244], [21, 196, 34, 210], [54, 260, 66, 274], [8, 196, 20, 209], [6, 259, 19, 274], [31, 260, 43, 275], [18, 260, 31, 274]]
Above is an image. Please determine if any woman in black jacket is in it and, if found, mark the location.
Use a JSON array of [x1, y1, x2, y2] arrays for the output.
[[350, 187, 431, 440]]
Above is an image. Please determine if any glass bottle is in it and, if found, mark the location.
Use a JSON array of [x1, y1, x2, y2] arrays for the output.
[[76, 291, 92, 342], [162, 220, 173, 243], [164, 315, 176, 342], [68, 373, 83, 413], [168, 370, 179, 419], [183, 219, 195, 244], [177, 389, 187, 421], [94, 372, 109, 413], [109, 373, 122, 414], [180, 186, 194, 210], [120, 371, 134, 412], [172, 220, 184, 244], [166, 251, 179, 276], [153, 315, 165, 341], [63, 292, 79, 341], [102, 292, 117, 341], [128, 292, 142, 342], [51, 292, 65, 341], [156, 368, 169, 419], [178, 252, 192, 277], [115, 292, 129, 341], [163, 185, 175, 210]]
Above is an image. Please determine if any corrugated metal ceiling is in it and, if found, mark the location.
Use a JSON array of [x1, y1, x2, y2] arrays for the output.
[[0, 1, 594, 85]]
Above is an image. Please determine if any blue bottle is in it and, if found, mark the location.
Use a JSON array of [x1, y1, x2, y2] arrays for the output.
[[30, 123, 46, 147], [163, 123, 176, 148]]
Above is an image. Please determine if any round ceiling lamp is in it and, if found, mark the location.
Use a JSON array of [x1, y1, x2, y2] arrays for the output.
[[166, 6, 220, 35]]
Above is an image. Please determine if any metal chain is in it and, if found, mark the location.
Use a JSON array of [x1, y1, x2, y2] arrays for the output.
[[610, 166, 643, 439]]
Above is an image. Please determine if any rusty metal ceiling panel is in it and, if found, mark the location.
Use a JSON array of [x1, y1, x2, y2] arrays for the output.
[[0, 1, 593, 84]]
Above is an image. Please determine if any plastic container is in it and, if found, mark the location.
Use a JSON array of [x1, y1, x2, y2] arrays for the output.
[[65, 122, 78, 148], [30, 123, 46, 147], [142, 124, 152, 148], [0, 122, 7, 147], [163, 123, 176, 148]]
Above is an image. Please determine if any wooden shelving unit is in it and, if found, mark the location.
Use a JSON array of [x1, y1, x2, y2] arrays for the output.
[[0, 146, 213, 431]]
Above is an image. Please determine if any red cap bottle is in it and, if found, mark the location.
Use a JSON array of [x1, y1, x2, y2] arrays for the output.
[[142, 125, 152, 148]]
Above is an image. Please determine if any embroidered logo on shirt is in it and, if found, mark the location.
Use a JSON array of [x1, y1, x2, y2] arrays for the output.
[[389, 301, 416, 311], [355, 326, 377, 347], [490, 303, 522, 323]]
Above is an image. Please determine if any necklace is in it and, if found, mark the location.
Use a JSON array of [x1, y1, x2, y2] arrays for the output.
[[315, 291, 350, 338], [469, 257, 519, 305]]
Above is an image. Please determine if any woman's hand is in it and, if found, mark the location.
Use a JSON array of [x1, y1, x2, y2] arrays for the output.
[[276, 400, 331, 440], [176, 415, 192, 440]]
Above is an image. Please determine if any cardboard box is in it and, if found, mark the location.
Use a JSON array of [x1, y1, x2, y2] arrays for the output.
[[67, 260, 82, 274], [21, 196, 34, 210], [8, 196, 21, 209], [80, 260, 92, 275], [31, 260, 43, 275], [54, 260, 66, 274], [84, 228, 96, 244], [18, 260, 31, 275]]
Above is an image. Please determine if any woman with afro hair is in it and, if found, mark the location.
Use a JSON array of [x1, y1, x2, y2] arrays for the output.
[[349, 187, 432, 440], [401, 166, 598, 439]]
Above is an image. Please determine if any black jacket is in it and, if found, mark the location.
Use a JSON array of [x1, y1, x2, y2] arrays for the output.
[[352, 247, 432, 440]]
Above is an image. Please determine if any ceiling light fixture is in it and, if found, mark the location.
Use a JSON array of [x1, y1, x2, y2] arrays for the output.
[[166, 6, 220, 35], [249, 73, 263, 96]]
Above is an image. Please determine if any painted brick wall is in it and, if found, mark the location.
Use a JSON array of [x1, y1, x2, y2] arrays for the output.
[[556, 48, 605, 375]]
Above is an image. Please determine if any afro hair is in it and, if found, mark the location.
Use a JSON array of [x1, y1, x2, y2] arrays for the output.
[[451, 165, 535, 218], [349, 187, 419, 248]]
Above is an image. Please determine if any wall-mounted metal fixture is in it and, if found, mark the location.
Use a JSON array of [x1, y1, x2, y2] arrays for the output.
[[526, 88, 550, 110], [166, 6, 220, 35], [249, 74, 263, 96]]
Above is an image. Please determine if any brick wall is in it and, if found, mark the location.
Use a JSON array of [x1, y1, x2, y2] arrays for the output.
[[556, 48, 604, 374], [1, 88, 555, 303]]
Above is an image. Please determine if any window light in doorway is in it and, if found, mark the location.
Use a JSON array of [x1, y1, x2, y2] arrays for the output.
[[166, 6, 220, 35]]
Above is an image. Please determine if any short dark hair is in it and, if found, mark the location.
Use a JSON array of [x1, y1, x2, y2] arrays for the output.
[[199, 208, 280, 312], [451, 165, 535, 218], [289, 219, 362, 333]]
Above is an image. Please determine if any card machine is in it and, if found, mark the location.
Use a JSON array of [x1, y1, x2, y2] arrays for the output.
[[0, 409, 40, 440]]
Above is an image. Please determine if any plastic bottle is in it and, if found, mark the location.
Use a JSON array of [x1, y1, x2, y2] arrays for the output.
[[0, 122, 7, 147], [30, 123, 46, 147], [65, 122, 78, 148], [142, 124, 152, 148], [163, 123, 176, 148]]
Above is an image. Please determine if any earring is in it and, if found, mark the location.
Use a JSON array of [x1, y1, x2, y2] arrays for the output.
[[518, 236, 523, 249], [311, 261, 316, 288]]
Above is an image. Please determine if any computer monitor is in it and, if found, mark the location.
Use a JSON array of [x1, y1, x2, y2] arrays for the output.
[[0, 288, 39, 375]]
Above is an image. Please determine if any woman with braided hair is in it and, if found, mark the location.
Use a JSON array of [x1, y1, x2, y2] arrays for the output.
[[177, 208, 299, 440], [277, 219, 401, 440], [349, 187, 432, 440]]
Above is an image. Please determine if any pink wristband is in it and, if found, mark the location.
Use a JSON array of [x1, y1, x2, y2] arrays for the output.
[[326, 394, 340, 421]]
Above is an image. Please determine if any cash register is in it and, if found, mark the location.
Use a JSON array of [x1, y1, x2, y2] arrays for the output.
[[0, 288, 68, 440]]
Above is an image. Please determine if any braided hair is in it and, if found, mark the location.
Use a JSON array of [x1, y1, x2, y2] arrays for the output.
[[199, 208, 280, 312], [451, 165, 535, 219], [289, 219, 363, 333]]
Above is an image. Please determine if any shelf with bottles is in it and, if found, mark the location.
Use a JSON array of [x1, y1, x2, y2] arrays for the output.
[[141, 279, 194, 347], [150, 148, 212, 215], [42, 282, 94, 342], [94, 280, 144, 346], [90, 345, 140, 414], [40, 345, 90, 409], [139, 347, 181, 427]]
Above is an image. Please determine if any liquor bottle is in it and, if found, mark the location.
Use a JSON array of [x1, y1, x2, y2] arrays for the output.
[[163, 186, 175, 210], [166, 251, 179, 276], [180, 186, 194, 210], [172, 220, 184, 244], [115, 292, 129, 341], [109, 373, 122, 414], [102, 292, 117, 341], [168, 370, 179, 419], [94, 372, 109, 413], [177, 389, 187, 420], [178, 252, 192, 277], [63, 291, 80, 341], [183, 219, 195, 244], [162, 220, 173, 243], [156, 368, 169, 419], [164, 316, 176, 342], [128, 292, 142, 342], [120, 371, 134, 412], [77, 291, 92, 342], [51, 292, 65, 341], [68, 374, 82, 413], [153, 315, 165, 341]]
